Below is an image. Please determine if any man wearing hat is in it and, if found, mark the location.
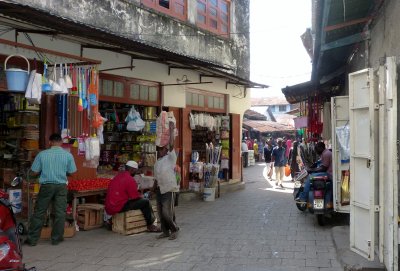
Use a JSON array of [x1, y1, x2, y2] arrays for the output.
[[105, 160, 160, 232]]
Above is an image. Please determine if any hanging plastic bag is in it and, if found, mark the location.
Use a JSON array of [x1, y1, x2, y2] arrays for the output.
[[189, 113, 195, 130], [285, 164, 291, 177], [58, 63, 69, 94], [48, 64, 62, 94], [335, 124, 350, 163], [126, 107, 145, 131], [25, 69, 42, 104], [341, 170, 350, 205], [85, 136, 100, 161], [92, 111, 105, 128], [64, 64, 73, 89]]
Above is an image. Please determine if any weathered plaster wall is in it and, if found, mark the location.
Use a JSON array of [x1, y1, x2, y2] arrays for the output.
[[11, 0, 250, 79], [350, 0, 400, 72]]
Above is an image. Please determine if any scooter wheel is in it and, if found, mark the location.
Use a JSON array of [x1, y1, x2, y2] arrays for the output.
[[317, 214, 326, 226], [296, 202, 307, 212], [17, 222, 26, 235]]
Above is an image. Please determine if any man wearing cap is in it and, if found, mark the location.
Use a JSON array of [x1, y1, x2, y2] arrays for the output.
[[105, 161, 160, 232]]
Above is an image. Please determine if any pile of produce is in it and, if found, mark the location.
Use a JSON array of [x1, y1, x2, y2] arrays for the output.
[[68, 178, 111, 191]]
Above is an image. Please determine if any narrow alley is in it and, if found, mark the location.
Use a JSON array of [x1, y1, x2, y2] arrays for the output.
[[24, 163, 345, 271]]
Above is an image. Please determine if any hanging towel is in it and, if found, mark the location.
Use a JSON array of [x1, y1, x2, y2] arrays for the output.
[[322, 102, 332, 140]]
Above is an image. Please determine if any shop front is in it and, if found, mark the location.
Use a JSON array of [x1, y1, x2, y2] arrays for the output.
[[180, 88, 242, 198]]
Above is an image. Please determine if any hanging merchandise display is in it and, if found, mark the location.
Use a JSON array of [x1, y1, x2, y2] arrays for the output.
[[155, 111, 177, 147], [4, 54, 30, 92], [126, 106, 145, 132], [189, 111, 230, 194], [98, 102, 159, 177]]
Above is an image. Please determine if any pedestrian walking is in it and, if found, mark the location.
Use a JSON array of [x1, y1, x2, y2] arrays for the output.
[[271, 138, 286, 188], [26, 133, 77, 246], [263, 138, 273, 179], [288, 140, 300, 182], [241, 139, 249, 168]]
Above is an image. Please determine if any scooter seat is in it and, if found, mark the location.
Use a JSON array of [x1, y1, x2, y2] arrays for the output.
[[310, 176, 329, 181]]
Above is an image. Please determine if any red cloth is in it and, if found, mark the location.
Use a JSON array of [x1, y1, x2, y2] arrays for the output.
[[105, 171, 141, 215], [0, 204, 14, 232]]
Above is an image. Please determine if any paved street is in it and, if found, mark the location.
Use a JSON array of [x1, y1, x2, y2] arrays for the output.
[[23, 163, 344, 271]]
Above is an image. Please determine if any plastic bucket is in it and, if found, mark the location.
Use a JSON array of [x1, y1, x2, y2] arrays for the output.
[[4, 55, 30, 92], [203, 187, 215, 202]]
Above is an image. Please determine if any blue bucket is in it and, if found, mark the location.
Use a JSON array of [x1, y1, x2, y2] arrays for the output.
[[4, 55, 30, 92]]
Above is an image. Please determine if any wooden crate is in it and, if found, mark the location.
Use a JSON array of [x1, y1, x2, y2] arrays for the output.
[[77, 203, 104, 230], [40, 225, 76, 239], [112, 207, 157, 235]]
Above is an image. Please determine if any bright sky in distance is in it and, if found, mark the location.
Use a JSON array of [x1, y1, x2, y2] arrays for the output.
[[250, 0, 312, 98]]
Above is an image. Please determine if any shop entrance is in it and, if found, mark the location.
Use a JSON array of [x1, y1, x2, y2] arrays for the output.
[[97, 101, 158, 181]]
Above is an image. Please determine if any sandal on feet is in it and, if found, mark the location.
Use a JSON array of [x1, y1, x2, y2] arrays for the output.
[[168, 231, 178, 240], [147, 225, 161, 233], [156, 233, 170, 239]]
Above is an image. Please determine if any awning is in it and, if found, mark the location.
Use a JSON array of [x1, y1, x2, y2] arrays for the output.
[[243, 120, 295, 133], [282, 72, 344, 104], [282, 0, 383, 103], [0, 1, 268, 90]]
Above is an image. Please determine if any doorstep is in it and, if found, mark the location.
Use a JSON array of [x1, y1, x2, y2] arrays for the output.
[[331, 226, 385, 271]]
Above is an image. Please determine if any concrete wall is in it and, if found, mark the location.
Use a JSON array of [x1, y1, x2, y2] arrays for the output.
[[11, 0, 250, 79], [349, 0, 399, 73]]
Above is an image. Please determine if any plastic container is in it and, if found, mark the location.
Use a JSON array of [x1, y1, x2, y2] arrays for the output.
[[4, 55, 30, 92], [203, 187, 215, 201]]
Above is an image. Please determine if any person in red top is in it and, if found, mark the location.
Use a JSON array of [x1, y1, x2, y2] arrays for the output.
[[105, 161, 160, 232]]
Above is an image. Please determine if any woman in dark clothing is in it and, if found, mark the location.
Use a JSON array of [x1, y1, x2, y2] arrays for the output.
[[288, 141, 300, 181]]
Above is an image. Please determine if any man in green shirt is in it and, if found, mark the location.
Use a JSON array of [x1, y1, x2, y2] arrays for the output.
[[26, 133, 77, 246]]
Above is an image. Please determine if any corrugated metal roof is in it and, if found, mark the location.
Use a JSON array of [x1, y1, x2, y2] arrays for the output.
[[275, 114, 296, 127], [0, 0, 268, 89], [251, 97, 289, 106], [243, 120, 295, 133], [244, 109, 267, 120]]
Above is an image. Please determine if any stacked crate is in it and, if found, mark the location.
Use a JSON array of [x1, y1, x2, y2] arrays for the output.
[[77, 203, 104, 230], [248, 150, 255, 166], [112, 206, 157, 235]]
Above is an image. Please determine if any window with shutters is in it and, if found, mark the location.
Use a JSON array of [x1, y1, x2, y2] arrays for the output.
[[185, 88, 226, 113], [99, 74, 160, 106], [196, 0, 230, 36], [141, 0, 186, 20]]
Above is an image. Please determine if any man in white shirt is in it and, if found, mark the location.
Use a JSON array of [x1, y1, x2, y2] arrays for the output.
[[154, 121, 179, 240], [241, 138, 249, 167]]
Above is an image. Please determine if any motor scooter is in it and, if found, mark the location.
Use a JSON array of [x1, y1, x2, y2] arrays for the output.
[[0, 176, 36, 271], [293, 169, 334, 226], [293, 169, 308, 211], [308, 174, 334, 226]]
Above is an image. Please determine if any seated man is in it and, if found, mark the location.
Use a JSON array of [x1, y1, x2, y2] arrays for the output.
[[105, 161, 160, 232], [296, 142, 332, 202]]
